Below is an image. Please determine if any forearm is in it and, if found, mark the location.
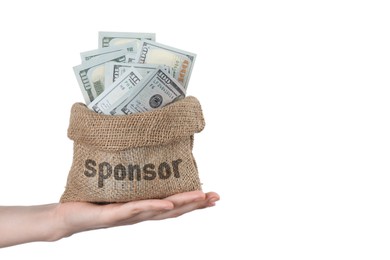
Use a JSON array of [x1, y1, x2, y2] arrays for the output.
[[0, 204, 62, 248]]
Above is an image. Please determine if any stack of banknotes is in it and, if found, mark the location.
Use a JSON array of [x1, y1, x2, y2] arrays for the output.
[[73, 32, 196, 115]]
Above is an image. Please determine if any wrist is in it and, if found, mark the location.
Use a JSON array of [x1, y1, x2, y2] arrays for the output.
[[50, 202, 103, 241], [37, 204, 65, 242], [45, 203, 74, 242]]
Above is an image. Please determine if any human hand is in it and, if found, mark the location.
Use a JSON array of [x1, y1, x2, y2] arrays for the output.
[[0, 191, 219, 248], [54, 191, 220, 239]]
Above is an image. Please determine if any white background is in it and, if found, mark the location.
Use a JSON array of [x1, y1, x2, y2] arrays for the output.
[[0, 0, 389, 259]]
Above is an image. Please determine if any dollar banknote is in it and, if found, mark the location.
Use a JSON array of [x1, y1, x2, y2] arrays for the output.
[[113, 67, 186, 115], [125, 53, 136, 63], [135, 40, 196, 89], [73, 51, 127, 104], [73, 32, 196, 113], [104, 62, 159, 87], [87, 68, 143, 114], [98, 32, 156, 51], [80, 43, 136, 62]]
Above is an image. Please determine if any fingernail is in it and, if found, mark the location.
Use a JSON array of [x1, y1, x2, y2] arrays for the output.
[[208, 202, 216, 207], [209, 198, 218, 203], [208, 199, 218, 207]]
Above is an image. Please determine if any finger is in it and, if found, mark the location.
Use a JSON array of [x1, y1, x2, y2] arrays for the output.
[[205, 192, 220, 201], [163, 191, 206, 207], [118, 199, 174, 214], [120, 191, 217, 224], [98, 191, 219, 226], [151, 193, 218, 221], [205, 192, 220, 206], [99, 200, 174, 226], [150, 199, 209, 220], [120, 207, 175, 225]]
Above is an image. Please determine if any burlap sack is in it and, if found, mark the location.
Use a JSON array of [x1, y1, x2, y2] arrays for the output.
[[60, 96, 205, 203]]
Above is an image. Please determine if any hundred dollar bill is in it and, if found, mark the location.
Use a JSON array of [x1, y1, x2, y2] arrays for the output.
[[80, 43, 136, 62], [87, 68, 143, 114], [125, 52, 136, 63], [98, 32, 156, 50], [104, 62, 159, 87], [113, 67, 186, 115], [73, 51, 127, 104], [135, 40, 196, 89]]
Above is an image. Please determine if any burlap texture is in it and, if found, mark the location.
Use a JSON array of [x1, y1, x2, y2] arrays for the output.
[[60, 96, 205, 203]]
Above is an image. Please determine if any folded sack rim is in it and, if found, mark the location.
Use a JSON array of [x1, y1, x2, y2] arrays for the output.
[[67, 96, 205, 152]]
